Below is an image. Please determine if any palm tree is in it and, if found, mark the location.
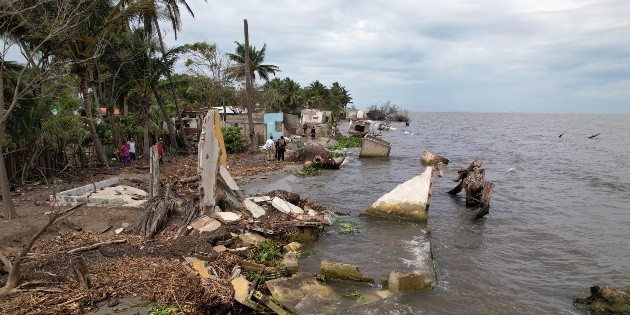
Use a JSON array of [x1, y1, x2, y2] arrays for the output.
[[227, 42, 280, 82], [62, 0, 149, 166], [121, 0, 202, 148]]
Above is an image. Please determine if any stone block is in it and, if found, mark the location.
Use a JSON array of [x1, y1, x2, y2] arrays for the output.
[[387, 271, 430, 293], [320, 261, 374, 282], [239, 232, 267, 247], [244, 198, 266, 218], [214, 211, 241, 224]]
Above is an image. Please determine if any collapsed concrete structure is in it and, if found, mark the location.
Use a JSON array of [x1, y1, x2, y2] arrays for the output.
[[363, 151, 448, 222]]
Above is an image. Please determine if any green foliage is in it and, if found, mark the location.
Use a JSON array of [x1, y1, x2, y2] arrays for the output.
[[249, 240, 283, 264], [329, 135, 362, 150], [366, 101, 410, 122], [339, 222, 360, 234], [148, 305, 182, 315], [296, 166, 320, 177], [221, 126, 247, 153]]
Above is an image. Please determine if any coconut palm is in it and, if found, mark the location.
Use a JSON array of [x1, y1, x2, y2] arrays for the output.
[[120, 0, 201, 148], [227, 42, 280, 82]]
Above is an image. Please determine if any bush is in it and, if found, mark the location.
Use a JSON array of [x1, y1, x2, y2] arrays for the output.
[[366, 101, 410, 122], [329, 135, 362, 150], [221, 126, 248, 153]]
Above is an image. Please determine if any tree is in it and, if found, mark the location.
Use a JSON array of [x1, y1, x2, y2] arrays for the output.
[[122, 0, 204, 148], [304, 80, 329, 109], [0, 0, 90, 219], [227, 42, 280, 82], [181, 41, 233, 116]]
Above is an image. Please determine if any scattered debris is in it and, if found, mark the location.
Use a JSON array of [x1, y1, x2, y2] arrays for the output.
[[448, 160, 494, 220], [588, 133, 600, 139]]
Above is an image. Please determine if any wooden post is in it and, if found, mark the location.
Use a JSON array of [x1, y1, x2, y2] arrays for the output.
[[149, 145, 159, 198], [199, 110, 221, 214]]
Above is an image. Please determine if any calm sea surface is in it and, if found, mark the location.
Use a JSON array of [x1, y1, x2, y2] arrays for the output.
[[243, 112, 630, 314]]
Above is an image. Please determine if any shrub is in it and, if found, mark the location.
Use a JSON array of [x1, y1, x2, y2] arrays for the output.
[[221, 126, 248, 153], [249, 240, 283, 264]]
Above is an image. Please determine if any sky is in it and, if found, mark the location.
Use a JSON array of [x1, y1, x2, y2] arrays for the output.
[[165, 0, 630, 114]]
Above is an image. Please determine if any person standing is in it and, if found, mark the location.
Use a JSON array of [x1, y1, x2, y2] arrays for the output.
[[264, 136, 275, 161], [120, 141, 130, 166], [157, 138, 164, 165], [276, 136, 287, 161], [127, 137, 136, 162], [302, 123, 308, 136], [310, 126, 316, 141]]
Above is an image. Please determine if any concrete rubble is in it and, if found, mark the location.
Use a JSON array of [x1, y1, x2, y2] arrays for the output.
[[320, 261, 374, 282], [52, 177, 148, 208], [387, 270, 431, 292], [364, 151, 448, 222]]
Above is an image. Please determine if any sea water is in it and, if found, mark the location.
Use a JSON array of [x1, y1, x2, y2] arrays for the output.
[[243, 112, 630, 314]]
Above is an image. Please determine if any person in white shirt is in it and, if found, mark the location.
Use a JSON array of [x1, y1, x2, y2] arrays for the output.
[[127, 138, 136, 162], [264, 136, 275, 161]]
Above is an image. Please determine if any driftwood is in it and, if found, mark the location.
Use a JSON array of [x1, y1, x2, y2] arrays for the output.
[[449, 160, 494, 220], [588, 133, 600, 139], [67, 239, 127, 254], [136, 185, 176, 239], [72, 257, 90, 290]]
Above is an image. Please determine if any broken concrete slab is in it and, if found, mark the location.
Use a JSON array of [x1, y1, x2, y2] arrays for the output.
[[320, 261, 374, 282], [271, 197, 304, 215], [239, 232, 267, 247], [280, 252, 299, 275], [232, 276, 262, 311], [364, 166, 435, 222], [51, 177, 149, 208], [283, 242, 301, 252], [115, 228, 124, 235], [244, 198, 266, 218], [190, 215, 222, 233], [265, 272, 340, 314], [212, 245, 227, 253], [185, 257, 216, 280], [214, 211, 241, 224], [387, 271, 431, 293]]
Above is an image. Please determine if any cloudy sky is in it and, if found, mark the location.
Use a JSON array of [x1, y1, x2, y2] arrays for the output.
[[166, 0, 630, 114]]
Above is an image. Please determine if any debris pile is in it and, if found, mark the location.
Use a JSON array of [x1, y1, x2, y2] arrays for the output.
[[448, 159, 494, 220]]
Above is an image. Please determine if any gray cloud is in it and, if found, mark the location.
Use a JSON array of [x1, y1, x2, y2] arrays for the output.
[[164, 0, 630, 113]]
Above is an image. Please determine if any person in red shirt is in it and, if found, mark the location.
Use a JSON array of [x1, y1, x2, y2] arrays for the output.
[[157, 138, 164, 165], [120, 141, 130, 166]]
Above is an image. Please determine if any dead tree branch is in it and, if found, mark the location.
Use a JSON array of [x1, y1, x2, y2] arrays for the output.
[[0, 203, 84, 296]]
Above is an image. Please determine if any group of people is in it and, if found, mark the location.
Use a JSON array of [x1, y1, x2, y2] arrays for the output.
[[118, 137, 164, 166], [264, 135, 287, 161], [119, 138, 136, 166]]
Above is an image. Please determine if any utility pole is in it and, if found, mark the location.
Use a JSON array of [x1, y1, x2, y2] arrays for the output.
[[243, 19, 257, 151]]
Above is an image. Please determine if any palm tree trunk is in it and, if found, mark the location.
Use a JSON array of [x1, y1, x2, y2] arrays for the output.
[[243, 19, 257, 150], [0, 71, 18, 220], [152, 86, 178, 146], [154, 20, 187, 148], [142, 101, 150, 159], [80, 69, 108, 167]]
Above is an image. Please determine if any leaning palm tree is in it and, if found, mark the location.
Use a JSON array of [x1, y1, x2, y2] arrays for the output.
[[227, 42, 280, 82]]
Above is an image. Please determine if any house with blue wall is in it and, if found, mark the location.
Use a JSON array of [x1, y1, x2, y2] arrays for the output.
[[263, 112, 285, 140]]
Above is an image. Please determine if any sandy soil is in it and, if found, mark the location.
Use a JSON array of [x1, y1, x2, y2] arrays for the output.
[[0, 152, 300, 256]]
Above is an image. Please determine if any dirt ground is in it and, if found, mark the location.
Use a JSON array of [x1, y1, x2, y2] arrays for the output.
[[0, 151, 306, 314]]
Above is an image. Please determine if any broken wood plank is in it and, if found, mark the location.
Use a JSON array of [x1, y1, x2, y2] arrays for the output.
[[199, 110, 220, 215]]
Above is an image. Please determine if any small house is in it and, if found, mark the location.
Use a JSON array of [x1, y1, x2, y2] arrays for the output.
[[300, 109, 329, 125], [263, 112, 285, 140]]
